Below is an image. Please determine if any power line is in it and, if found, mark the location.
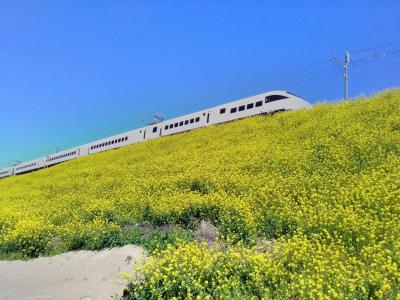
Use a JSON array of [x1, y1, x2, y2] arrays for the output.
[[2, 65, 338, 166], [350, 41, 400, 54], [3, 42, 400, 168], [34, 60, 335, 152]]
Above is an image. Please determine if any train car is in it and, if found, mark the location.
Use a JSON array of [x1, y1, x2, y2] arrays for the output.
[[208, 91, 311, 125], [149, 110, 205, 139], [85, 128, 143, 156], [0, 90, 312, 179], [46, 148, 81, 166], [0, 167, 14, 179], [14, 158, 46, 175]]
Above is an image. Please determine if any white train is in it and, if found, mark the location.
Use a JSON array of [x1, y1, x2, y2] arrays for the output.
[[0, 91, 311, 179]]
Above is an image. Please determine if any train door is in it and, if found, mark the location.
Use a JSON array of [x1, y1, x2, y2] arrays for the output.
[[207, 113, 210, 124], [143, 129, 147, 140]]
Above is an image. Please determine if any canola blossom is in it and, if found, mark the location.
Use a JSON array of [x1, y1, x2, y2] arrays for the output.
[[0, 90, 400, 298]]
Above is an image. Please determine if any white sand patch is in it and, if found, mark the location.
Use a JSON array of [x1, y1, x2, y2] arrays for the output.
[[0, 245, 145, 300]]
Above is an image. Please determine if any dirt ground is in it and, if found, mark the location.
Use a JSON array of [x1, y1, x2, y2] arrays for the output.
[[0, 245, 146, 300]]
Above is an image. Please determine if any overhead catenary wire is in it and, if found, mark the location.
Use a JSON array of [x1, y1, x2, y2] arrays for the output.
[[2, 66, 339, 166], [350, 41, 400, 54], [3, 53, 390, 166], [17, 60, 336, 158], [4, 42, 400, 167]]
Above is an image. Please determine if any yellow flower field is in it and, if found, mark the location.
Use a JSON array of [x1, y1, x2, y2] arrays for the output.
[[1, 89, 400, 298]]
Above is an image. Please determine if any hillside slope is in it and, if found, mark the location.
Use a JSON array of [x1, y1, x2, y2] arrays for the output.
[[1, 90, 400, 298]]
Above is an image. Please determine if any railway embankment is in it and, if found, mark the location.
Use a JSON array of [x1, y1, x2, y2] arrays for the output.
[[1, 89, 400, 298]]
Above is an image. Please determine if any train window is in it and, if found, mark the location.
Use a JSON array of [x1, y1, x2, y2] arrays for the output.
[[230, 107, 237, 113], [169, 124, 173, 129], [179, 121, 184, 126], [185, 120, 189, 125], [256, 101, 263, 107], [239, 105, 245, 111], [220, 108, 226, 114], [125, 137, 128, 141], [174, 123, 178, 127], [165, 125, 168, 130], [190, 118, 194, 123], [265, 95, 288, 103], [195, 117, 200, 122], [118, 138, 121, 143], [247, 103, 254, 109], [153, 127, 157, 133]]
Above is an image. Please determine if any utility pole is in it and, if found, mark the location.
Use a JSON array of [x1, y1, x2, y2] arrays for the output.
[[330, 51, 351, 100], [344, 51, 350, 100]]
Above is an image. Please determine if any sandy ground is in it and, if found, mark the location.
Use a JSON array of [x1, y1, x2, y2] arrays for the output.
[[0, 245, 146, 300]]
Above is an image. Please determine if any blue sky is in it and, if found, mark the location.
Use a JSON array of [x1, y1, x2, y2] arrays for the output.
[[0, 1, 399, 167]]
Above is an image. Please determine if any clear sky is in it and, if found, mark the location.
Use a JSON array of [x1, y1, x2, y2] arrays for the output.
[[1, 1, 399, 168]]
